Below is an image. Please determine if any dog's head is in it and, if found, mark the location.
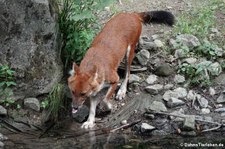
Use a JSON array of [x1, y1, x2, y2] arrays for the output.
[[68, 63, 99, 113]]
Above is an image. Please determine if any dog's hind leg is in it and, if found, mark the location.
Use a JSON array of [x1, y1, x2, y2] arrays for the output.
[[116, 45, 134, 100]]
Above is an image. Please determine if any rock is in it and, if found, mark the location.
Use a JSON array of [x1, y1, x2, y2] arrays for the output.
[[152, 35, 159, 40], [164, 84, 174, 90], [129, 74, 141, 84], [167, 97, 185, 108], [155, 63, 174, 77], [182, 57, 197, 64], [177, 34, 200, 48], [72, 105, 89, 123], [216, 93, 225, 103], [0, 141, 4, 148], [221, 113, 225, 117], [121, 120, 127, 125], [201, 108, 210, 114], [151, 130, 168, 136], [174, 74, 185, 84], [209, 87, 216, 96], [163, 87, 187, 101], [146, 75, 158, 84], [215, 108, 225, 113], [183, 115, 195, 131], [187, 90, 196, 101], [141, 123, 155, 133], [0, 105, 7, 115], [197, 97, 208, 108], [0, 0, 63, 100], [144, 113, 155, 120], [24, 98, 40, 112], [180, 131, 197, 137], [145, 84, 163, 95], [203, 116, 213, 122], [169, 109, 185, 122], [215, 73, 225, 85], [154, 39, 164, 48], [136, 49, 150, 65], [174, 49, 187, 58], [208, 62, 222, 76], [148, 101, 167, 112]]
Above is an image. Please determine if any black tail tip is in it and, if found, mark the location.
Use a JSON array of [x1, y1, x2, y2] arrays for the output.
[[144, 10, 175, 26]]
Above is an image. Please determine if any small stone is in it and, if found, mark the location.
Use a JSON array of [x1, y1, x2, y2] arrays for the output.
[[152, 34, 159, 40], [141, 123, 155, 133], [155, 63, 174, 77], [0, 141, 4, 148], [187, 90, 196, 101], [176, 34, 201, 48], [182, 57, 197, 64], [180, 131, 197, 137], [170, 109, 185, 121], [197, 97, 208, 108], [201, 108, 210, 114], [174, 49, 187, 58], [163, 87, 187, 101], [144, 113, 155, 119], [148, 101, 167, 112], [146, 75, 158, 84], [121, 120, 127, 125], [209, 87, 216, 96], [208, 62, 222, 76], [203, 116, 213, 122], [221, 113, 225, 117], [215, 74, 225, 85], [129, 74, 141, 84], [215, 108, 225, 113], [167, 97, 185, 108], [151, 130, 168, 136], [0, 105, 7, 115], [183, 115, 195, 131], [136, 49, 150, 66], [216, 93, 225, 103], [145, 84, 164, 95], [24, 98, 40, 112], [154, 39, 164, 48], [164, 84, 174, 90], [72, 105, 89, 123], [174, 74, 185, 84]]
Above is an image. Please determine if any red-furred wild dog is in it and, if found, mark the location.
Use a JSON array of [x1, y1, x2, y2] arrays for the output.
[[68, 11, 175, 129]]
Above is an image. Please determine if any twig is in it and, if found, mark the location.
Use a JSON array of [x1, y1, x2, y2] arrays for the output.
[[201, 124, 222, 133], [110, 119, 141, 133]]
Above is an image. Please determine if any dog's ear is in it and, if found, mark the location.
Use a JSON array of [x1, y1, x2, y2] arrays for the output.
[[70, 63, 79, 76]]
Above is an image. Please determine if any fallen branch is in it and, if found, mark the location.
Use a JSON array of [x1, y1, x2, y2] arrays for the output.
[[110, 119, 142, 133]]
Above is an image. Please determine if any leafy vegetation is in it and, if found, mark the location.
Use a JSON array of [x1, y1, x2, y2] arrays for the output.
[[59, 0, 114, 68], [0, 65, 18, 108], [172, 0, 225, 86]]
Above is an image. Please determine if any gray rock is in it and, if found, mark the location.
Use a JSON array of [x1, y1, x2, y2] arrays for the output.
[[209, 87, 216, 96], [121, 120, 127, 125], [174, 49, 187, 58], [0, 105, 7, 115], [182, 57, 197, 64], [24, 98, 40, 112], [0, 0, 63, 100], [146, 75, 158, 85], [136, 49, 150, 66], [180, 131, 197, 137], [148, 101, 167, 112], [0, 141, 4, 148], [151, 130, 168, 136], [163, 87, 187, 101], [129, 74, 141, 84], [201, 108, 210, 114], [154, 39, 164, 48], [169, 108, 185, 122], [72, 105, 89, 123], [177, 34, 200, 48], [183, 115, 195, 131], [215, 108, 225, 113], [221, 113, 225, 117], [152, 35, 159, 40], [145, 84, 163, 95], [187, 90, 196, 101], [164, 84, 174, 90], [217, 93, 225, 103], [155, 63, 174, 77], [197, 97, 208, 108], [167, 97, 185, 108], [215, 73, 225, 85], [141, 123, 155, 133], [144, 113, 155, 120], [208, 62, 222, 76], [174, 74, 185, 84]]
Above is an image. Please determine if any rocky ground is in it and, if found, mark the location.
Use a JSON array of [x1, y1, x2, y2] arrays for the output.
[[1, 0, 225, 148]]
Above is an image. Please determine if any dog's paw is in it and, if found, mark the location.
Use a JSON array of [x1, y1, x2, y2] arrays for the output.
[[116, 87, 126, 100], [81, 121, 95, 129]]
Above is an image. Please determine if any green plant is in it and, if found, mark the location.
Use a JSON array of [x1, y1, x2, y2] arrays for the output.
[[0, 65, 17, 108], [45, 83, 65, 122], [59, 0, 114, 68]]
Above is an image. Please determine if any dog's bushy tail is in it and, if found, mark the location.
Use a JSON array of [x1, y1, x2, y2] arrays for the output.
[[138, 11, 175, 26]]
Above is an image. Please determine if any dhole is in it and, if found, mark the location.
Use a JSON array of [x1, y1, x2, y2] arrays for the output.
[[68, 11, 174, 129]]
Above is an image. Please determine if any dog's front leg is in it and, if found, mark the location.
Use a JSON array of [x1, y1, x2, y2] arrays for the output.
[[81, 97, 99, 129]]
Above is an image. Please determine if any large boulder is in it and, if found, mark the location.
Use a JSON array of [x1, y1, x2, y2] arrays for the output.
[[0, 0, 63, 100]]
